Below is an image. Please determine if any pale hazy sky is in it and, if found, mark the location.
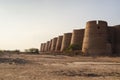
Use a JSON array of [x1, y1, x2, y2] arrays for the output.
[[0, 0, 120, 51]]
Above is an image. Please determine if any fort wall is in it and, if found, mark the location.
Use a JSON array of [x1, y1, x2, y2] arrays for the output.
[[40, 20, 120, 56], [42, 43, 46, 52], [114, 25, 120, 54], [40, 43, 43, 52], [70, 29, 84, 50], [45, 41, 50, 52], [61, 33, 72, 51], [50, 37, 58, 51], [48, 40, 52, 51], [55, 36, 63, 51], [108, 27, 115, 54]]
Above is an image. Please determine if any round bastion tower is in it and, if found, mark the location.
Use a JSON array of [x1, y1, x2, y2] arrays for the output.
[[50, 37, 58, 52], [40, 43, 44, 52], [70, 29, 84, 50], [114, 25, 120, 54], [45, 41, 50, 52], [82, 20, 112, 55], [55, 36, 63, 52], [61, 33, 72, 51]]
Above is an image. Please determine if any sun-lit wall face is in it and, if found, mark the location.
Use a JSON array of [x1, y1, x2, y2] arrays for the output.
[[0, 0, 120, 51]]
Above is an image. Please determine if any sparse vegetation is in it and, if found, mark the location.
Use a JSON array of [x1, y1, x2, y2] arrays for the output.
[[0, 53, 119, 80], [68, 44, 80, 51], [25, 48, 39, 54]]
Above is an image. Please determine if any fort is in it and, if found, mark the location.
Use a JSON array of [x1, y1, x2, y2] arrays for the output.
[[40, 20, 120, 56]]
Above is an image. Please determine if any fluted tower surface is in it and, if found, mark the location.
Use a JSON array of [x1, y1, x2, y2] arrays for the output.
[[70, 29, 84, 50], [61, 33, 72, 51], [108, 27, 115, 54], [55, 36, 63, 51], [40, 43, 44, 52], [48, 40, 52, 51], [44, 43, 47, 52], [114, 25, 120, 54], [42, 43, 46, 52], [44, 42, 47, 52], [82, 20, 110, 55], [45, 41, 50, 52], [50, 37, 58, 51]]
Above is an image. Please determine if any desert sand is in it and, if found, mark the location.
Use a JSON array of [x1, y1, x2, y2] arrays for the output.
[[0, 53, 120, 80]]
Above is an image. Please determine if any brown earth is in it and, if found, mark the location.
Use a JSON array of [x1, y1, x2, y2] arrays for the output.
[[0, 53, 120, 80]]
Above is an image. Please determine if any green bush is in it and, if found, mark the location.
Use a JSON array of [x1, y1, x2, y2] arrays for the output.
[[67, 44, 80, 51], [25, 48, 39, 54]]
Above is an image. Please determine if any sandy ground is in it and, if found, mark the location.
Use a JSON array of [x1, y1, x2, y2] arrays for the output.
[[0, 53, 120, 80]]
